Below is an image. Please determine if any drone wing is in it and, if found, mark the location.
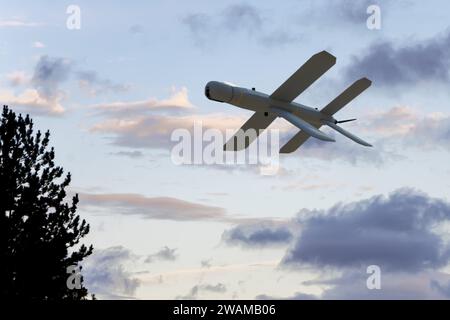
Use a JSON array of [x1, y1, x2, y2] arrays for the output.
[[223, 112, 277, 151], [280, 78, 372, 153], [270, 51, 336, 103]]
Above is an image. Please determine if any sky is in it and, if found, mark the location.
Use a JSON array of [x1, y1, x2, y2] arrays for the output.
[[1, 0, 450, 299]]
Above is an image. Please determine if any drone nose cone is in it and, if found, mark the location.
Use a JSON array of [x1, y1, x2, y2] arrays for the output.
[[204, 83, 211, 99], [204, 81, 233, 103]]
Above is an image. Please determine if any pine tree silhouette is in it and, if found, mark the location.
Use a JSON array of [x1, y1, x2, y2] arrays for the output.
[[0, 105, 93, 299]]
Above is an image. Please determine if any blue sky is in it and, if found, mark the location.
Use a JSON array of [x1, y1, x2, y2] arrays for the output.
[[2, 0, 450, 299]]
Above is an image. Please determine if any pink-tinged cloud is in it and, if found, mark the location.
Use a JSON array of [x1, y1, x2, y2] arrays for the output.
[[358, 106, 450, 150], [362, 106, 417, 135], [91, 87, 195, 114], [79, 192, 227, 221], [6, 71, 31, 86], [0, 89, 65, 115]]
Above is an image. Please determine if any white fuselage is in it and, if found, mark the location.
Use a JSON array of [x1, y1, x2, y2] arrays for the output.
[[205, 81, 335, 125]]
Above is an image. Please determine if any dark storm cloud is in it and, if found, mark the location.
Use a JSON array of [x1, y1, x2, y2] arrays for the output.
[[345, 31, 450, 86], [228, 188, 450, 299], [282, 189, 450, 271], [221, 190, 450, 270], [145, 246, 178, 263], [83, 246, 141, 299], [222, 222, 293, 247], [32, 55, 72, 99]]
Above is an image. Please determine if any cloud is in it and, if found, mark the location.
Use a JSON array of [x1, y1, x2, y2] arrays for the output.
[[83, 246, 141, 299], [6, 71, 30, 86], [273, 181, 341, 192], [402, 114, 450, 150], [288, 105, 450, 162], [3, 55, 132, 116], [259, 30, 302, 47], [255, 268, 450, 300], [222, 222, 293, 248], [88, 84, 395, 165], [182, 4, 301, 47], [361, 106, 417, 136], [129, 24, 144, 35], [287, 131, 390, 165], [0, 55, 73, 115], [32, 56, 128, 98], [431, 279, 450, 298], [345, 31, 450, 86], [322, 0, 384, 25], [222, 4, 262, 32], [91, 87, 194, 116], [90, 111, 249, 150], [299, 0, 398, 32], [201, 259, 212, 268], [32, 55, 72, 99], [91, 102, 392, 165], [90, 90, 450, 166], [182, 14, 212, 45], [76, 70, 130, 96], [0, 19, 41, 27], [145, 246, 178, 263], [358, 106, 450, 151], [282, 189, 450, 272], [90, 91, 291, 162], [109, 150, 145, 159], [261, 269, 450, 300], [230, 189, 450, 299], [177, 283, 227, 300], [32, 41, 45, 48], [334, 0, 376, 24], [77, 192, 271, 223], [79, 192, 228, 222], [0, 89, 64, 115], [315, 269, 450, 299], [91, 100, 450, 165], [256, 292, 317, 300]]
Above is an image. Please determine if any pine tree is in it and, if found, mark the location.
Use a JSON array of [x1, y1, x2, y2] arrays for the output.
[[0, 105, 93, 299]]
